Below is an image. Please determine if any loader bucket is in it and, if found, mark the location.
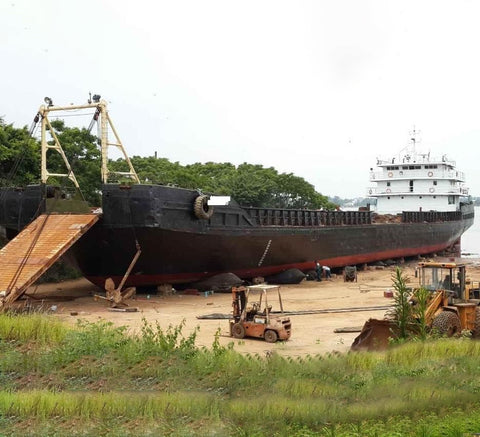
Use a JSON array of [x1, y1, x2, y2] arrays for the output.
[[350, 319, 397, 351]]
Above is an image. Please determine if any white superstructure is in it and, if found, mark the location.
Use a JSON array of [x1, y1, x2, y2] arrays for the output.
[[367, 133, 469, 214]]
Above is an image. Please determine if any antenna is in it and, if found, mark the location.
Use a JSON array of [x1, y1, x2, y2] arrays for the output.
[[397, 127, 422, 162], [409, 126, 421, 151]]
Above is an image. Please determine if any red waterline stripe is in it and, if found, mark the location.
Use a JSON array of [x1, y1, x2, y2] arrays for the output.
[[86, 242, 455, 287]]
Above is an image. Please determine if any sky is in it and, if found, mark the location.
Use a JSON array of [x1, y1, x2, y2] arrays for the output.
[[1, 0, 479, 199]]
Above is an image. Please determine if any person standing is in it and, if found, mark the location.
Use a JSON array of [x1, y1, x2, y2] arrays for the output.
[[315, 261, 322, 281]]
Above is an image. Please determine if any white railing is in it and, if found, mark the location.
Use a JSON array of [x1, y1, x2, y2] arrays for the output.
[[376, 155, 456, 167], [370, 170, 465, 182], [366, 187, 466, 196]]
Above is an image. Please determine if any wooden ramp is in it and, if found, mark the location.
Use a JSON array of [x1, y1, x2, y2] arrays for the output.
[[0, 213, 99, 309]]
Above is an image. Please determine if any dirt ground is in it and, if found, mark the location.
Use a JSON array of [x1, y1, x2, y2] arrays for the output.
[[23, 258, 480, 357]]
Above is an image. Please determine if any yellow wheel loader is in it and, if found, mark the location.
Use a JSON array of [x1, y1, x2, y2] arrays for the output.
[[351, 262, 480, 351]]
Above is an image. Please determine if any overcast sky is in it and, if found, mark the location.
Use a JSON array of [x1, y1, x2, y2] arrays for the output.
[[1, 0, 479, 198]]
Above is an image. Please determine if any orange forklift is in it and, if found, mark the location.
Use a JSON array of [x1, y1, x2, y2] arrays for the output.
[[230, 284, 292, 343]]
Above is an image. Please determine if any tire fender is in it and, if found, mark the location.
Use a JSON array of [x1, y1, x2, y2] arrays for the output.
[[194, 195, 214, 220]]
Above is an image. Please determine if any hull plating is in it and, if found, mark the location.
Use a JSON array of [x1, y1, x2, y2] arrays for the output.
[[69, 219, 470, 287], [0, 184, 474, 287]]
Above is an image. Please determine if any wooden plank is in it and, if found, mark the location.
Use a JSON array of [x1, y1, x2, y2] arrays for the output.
[[108, 307, 138, 312]]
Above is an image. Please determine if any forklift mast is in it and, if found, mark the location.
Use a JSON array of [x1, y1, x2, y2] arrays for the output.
[[232, 287, 247, 322]]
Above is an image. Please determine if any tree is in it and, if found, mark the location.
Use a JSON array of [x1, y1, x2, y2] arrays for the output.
[[274, 172, 334, 209], [0, 119, 40, 187], [0, 118, 335, 210], [228, 163, 277, 207], [122, 157, 335, 209], [184, 162, 236, 194], [0, 119, 102, 205]]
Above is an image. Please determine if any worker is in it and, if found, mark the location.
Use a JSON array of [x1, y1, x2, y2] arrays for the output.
[[315, 261, 322, 282], [322, 265, 332, 279]]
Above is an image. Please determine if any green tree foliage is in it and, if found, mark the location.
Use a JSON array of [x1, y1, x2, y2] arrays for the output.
[[412, 286, 430, 340], [390, 267, 430, 342], [127, 157, 335, 209], [114, 156, 183, 186], [0, 120, 335, 209], [391, 267, 413, 340], [0, 119, 102, 205], [185, 161, 236, 194], [0, 119, 39, 187], [274, 171, 331, 209], [229, 163, 278, 206]]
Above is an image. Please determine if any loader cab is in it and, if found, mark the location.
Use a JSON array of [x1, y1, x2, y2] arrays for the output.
[[418, 262, 468, 299]]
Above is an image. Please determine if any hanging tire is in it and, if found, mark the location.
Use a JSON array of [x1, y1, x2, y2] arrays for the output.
[[473, 307, 480, 339], [432, 311, 461, 337], [232, 323, 246, 339], [264, 329, 278, 343], [194, 195, 214, 220]]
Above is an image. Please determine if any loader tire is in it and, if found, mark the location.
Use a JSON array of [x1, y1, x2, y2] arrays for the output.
[[232, 323, 246, 339], [472, 307, 480, 339], [432, 311, 461, 337]]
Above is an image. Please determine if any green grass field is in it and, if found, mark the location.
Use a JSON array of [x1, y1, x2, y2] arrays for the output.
[[1, 313, 480, 436]]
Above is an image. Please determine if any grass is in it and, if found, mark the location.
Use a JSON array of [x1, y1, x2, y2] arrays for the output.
[[0, 312, 68, 344], [2, 314, 480, 435]]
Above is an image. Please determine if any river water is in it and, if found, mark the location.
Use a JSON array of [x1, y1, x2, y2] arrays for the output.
[[462, 206, 480, 258]]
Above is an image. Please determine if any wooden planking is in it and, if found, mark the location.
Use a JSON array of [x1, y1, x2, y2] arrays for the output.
[[0, 213, 99, 305]]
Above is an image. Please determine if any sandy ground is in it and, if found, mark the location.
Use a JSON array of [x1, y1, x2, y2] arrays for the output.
[[22, 258, 480, 357]]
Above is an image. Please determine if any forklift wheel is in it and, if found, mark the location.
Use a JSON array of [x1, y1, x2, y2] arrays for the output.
[[232, 323, 246, 339], [264, 329, 278, 343]]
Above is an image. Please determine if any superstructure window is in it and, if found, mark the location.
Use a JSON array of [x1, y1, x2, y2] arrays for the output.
[[387, 182, 391, 186], [386, 166, 399, 170], [448, 196, 455, 204], [433, 181, 437, 185], [425, 165, 438, 169]]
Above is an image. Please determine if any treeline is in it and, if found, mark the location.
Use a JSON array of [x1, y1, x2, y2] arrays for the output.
[[0, 119, 335, 209]]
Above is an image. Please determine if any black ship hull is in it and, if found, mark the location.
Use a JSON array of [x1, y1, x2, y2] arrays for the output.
[[0, 184, 474, 287], [1, 184, 473, 287]]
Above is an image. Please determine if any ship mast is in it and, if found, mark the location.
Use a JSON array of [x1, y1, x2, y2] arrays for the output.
[[37, 96, 140, 186], [410, 127, 417, 152], [396, 126, 421, 162]]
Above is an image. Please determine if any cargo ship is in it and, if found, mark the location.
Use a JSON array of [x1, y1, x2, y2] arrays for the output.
[[0, 101, 474, 288]]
